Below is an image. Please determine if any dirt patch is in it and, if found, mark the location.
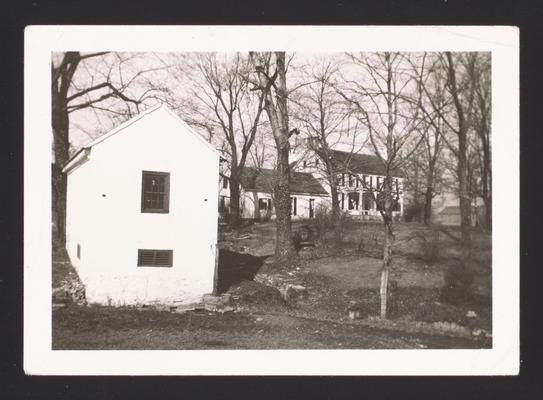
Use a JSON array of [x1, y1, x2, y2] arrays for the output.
[[228, 280, 288, 311]]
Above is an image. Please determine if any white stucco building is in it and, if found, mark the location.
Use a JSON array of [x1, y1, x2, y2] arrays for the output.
[[63, 104, 221, 306]]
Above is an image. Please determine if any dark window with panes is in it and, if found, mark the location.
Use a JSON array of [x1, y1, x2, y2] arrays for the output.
[[348, 174, 354, 187], [363, 191, 373, 211], [137, 249, 173, 267], [290, 197, 297, 216], [141, 171, 170, 213], [258, 198, 271, 211], [348, 192, 359, 210]]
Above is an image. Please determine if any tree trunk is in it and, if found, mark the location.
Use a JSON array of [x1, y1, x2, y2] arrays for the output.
[[330, 183, 342, 245], [481, 132, 492, 231], [445, 52, 472, 258], [379, 175, 395, 319], [228, 167, 242, 227], [457, 123, 472, 258], [51, 93, 70, 247], [423, 163, 434, 225], [274, 143, 296, 261], [252, 192, 260, 220], [254, 51, 296, 263]]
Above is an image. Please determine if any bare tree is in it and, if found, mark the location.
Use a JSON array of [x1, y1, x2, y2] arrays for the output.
[[408, 53, 448, 224], [249, 52, 297, 262], [470, 53, 492, 230], [52, 51, 164, 246], [291, 60, 359, 244], [174, 53, 265, 227], [338, 52, 424, 318]]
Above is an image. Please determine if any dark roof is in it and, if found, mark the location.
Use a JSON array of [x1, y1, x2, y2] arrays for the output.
[[330, 150, 404, 177], [240, 167, 328, 196]]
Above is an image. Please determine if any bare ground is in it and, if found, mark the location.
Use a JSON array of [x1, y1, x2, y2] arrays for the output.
[[53, 305, 483, 350], [52, 220, 492, 349]]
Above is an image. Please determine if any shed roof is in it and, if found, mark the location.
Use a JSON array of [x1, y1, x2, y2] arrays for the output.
[[330, 150, 404, 178], [240, 167, 329, 196]]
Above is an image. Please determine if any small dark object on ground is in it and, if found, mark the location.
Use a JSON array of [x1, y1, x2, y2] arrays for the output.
[[293, 225, 316, 251]]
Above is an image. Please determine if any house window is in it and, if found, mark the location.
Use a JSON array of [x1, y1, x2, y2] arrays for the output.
[[290, 197, 297, 216], [77, 244, 81, 259], [341, 193, 345, 210], [259, 198, 271, 211], [369, 176, 373, 190], [341, 173, 345, 186], [222, 176, 228, 189], [141, 171, 170, 213], [348, 174, 354, 187], [362, 175, 367, 187], [137, 249, 173, 267], [348, 192, 360, 210], [363, 191, 373, 211]]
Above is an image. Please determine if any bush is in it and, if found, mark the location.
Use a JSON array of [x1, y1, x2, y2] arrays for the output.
[[404, 202, 424, 222], [312, 204, 350, 245], [357, 228, 383, 258], [440, 263, 475, 305], [418, 230, 442, 266]]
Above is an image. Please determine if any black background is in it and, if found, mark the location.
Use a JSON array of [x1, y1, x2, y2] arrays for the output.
[[1, 0, 540, 399]]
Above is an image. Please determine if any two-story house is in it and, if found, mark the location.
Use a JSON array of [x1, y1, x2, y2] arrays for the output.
[[291, 146, 405, 220]]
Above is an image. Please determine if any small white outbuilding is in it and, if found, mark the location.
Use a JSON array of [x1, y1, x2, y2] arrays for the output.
[[63, 104, 220, 306]]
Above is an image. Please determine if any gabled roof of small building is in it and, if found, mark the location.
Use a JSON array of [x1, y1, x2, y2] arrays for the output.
[[240, 167, 329, 196], [62, 103, 220, 173], [330, 150, 404, 178]]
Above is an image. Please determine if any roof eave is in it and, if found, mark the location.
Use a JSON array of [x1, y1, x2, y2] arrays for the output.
[[62, 148, 91, 174]]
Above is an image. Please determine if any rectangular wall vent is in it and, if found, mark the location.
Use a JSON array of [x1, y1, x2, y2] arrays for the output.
[[137, 249, 173, 267]]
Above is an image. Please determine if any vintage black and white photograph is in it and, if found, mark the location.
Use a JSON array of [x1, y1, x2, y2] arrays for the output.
[[24, 26, 518, 375]]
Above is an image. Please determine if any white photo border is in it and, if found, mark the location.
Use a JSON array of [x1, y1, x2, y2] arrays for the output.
[[24, 25, 519, 375]]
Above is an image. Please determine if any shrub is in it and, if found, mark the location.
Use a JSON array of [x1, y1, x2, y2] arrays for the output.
[[418, 230, 442, 266], [404, 202, 424, 222], [357, 228, 383, 258], [440, 263, 475, 305], [312, 204, 350, 245]]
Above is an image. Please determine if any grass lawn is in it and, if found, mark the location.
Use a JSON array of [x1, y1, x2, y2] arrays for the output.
[[53, 220, 492, 349]]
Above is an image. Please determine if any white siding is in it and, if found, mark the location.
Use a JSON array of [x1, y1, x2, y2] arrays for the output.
[[65, 106, 219, 305]]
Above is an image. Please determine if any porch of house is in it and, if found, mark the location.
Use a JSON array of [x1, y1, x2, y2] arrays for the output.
[[338, 189, 403, 220]]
